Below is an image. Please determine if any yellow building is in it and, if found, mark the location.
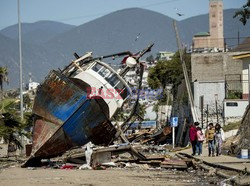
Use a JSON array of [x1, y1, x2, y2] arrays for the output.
[[233, 52, 250, 100]]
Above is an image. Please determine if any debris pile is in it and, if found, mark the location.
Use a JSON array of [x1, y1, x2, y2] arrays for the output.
[[127, 127, 172, 144], [229, 105, 250, 155], [45, 142, 191, 171]]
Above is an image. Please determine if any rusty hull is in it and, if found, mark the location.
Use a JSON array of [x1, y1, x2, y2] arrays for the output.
[[24, 70, 116, 167]]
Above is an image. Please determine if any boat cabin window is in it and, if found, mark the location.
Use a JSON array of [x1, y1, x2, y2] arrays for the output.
[[92, 63, 129, 100], [92, 63, 102, 73]]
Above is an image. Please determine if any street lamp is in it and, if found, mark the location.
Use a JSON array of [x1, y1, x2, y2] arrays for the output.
[[18, 0, 23, 120]]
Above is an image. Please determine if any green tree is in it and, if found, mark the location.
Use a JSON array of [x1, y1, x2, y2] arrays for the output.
[[147, 51, 191, 101], [0, 112, 33, 154], [0, 67, 8, 91], [138, 102, 146, 119], [234, 0, 250, 25], [0, 113, 23, 151], [146, 54, 154, 64], [23, 94, 32, 110]]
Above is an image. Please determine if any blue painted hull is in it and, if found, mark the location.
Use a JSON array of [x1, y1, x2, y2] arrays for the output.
[[27, 70, 116, 163]]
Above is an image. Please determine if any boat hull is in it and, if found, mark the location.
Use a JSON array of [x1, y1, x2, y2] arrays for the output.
[[25, 70, 116, 166]]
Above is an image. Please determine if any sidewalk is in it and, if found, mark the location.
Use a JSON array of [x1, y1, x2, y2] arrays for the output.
[[178, 144, 250, 174]]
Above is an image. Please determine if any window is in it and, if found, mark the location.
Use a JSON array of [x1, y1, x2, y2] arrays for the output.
[[226, 102, 238, 107], [92, 63, 129, 100], [92, 63, 102, 72], [106, 74, 120, 87], [120, 88, 129, 100]]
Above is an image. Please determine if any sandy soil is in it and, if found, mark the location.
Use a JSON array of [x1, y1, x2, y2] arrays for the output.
[[0, 165, 221, 186], [0, 144, 223, 186]]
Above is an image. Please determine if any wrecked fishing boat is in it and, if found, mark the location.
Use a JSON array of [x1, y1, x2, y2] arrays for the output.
[[24, 44, 154, 166]]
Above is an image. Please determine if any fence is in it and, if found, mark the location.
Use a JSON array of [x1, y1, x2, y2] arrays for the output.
[[225, 74, 248, 99]]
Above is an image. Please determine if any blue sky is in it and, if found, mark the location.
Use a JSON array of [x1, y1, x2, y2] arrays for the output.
[[0, 0, 246, 30]]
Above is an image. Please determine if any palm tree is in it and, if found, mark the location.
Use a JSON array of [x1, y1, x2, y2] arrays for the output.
[[0, 66, 8, 91], [0, 112, 23, 156], [0, 112, 33, 157], [234, 0, 250, 25]]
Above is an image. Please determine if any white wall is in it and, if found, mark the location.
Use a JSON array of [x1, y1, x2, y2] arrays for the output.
[[224, 100, 248, 117], [242, 59, 250, 95], [193, 80, 225, 116], [224, 129, 238, 139], [28, 82, 40, 91], [145, 105, 156, 120]]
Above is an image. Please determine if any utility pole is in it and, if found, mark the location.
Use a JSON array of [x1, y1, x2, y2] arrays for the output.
[[248, 64, 250, 104], [215, 94, 219, 124], [206, 104, 209, 127], [200, 96, 204, 129], [238, 29, 240, 45], [173, 20, 198, 122], [18, 0, 24, 121]]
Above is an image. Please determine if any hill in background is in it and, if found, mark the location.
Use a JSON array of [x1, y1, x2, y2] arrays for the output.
[[0, 8, 249, 88]]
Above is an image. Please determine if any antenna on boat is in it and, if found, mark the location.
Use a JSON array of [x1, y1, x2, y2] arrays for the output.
[[119, 43, 154, 77]]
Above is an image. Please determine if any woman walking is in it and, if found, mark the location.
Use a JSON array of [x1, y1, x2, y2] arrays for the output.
[[196, 127, 205, 156], [214, 123, 225, 156]]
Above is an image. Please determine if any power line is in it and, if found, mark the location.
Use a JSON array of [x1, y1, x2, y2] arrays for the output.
[[56, 0, 185, 23], [141, 0, 184, 8]]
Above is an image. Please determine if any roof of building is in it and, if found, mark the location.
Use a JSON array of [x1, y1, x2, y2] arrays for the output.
[[157, 51, 174, 54], [232, 37, 250, 52], [194, 32, 210, 37]]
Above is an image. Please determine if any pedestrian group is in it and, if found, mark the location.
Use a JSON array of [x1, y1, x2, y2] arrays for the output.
[[189, 122, 225, 156]]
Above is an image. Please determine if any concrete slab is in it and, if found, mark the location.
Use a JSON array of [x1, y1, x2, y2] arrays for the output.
[[178, 144, 250, 173]]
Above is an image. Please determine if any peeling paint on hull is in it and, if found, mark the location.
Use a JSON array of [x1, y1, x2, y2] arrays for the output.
[[25, 70, 116, 166]]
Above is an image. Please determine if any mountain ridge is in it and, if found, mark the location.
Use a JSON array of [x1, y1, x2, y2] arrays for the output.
[[0, 8, 249, 89], [0, 20, 75, 44]]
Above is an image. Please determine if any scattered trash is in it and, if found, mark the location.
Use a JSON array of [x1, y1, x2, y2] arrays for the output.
[[92, 164, 106, 170], [60, 164, 75, 170], [220, 175, 237, 185], [27, 167, 36, 170], [79, 164, 92, 170], [85, 142, 93, 167], [101, 162, 117, 167], [241, 149, 249, 159]]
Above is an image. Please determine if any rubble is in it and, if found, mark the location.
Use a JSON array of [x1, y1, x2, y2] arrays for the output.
[[126, 126, 172, 145], [224, 105, 250, 156], [56, 141, 190, 171], [235, 105, 250, 154]]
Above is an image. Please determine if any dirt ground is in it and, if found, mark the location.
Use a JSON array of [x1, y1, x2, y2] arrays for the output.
[[0, 165, 223, 186], [0, 144, 224, 186]]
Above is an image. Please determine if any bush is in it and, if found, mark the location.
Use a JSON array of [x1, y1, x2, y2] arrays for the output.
[[223, 121, 241, 132]]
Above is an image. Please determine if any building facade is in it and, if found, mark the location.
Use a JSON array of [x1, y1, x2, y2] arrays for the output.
[[156, 51, 174, 61], [191, 52, 249, 124]]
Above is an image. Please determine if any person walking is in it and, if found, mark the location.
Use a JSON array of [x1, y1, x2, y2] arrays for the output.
[[196, 127, 205, 156], [214, 123, 225, 156], [206, 123, 215, 157], [189, 122, 198, 156]]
